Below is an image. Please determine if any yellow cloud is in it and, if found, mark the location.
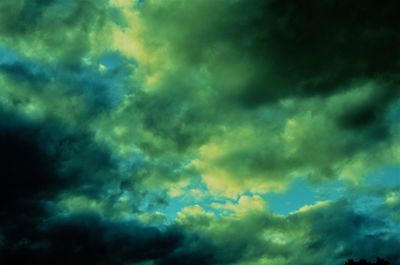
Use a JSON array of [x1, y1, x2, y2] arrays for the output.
[[177, 205, 214, 227], [385, 192, 399, 205], [211, 195, 267, 216], [292, 200, 331, 214]]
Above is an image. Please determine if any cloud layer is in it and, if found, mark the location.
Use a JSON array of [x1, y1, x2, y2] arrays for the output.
[[0, 0, 399, 264]]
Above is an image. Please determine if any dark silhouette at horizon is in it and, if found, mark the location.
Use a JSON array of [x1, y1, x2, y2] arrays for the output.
[[345, 258, 390, 265]]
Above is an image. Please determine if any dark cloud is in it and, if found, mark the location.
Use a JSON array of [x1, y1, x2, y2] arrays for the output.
[[0, 213, 184, 265], [285, 200, 400, 265], [0, 120, 59, 214], [132, 89, 218, 155], [3, 194, 399, 265], [176, 200, 400, 265], [0, 109, 116, 222], [230, 0, 400, 106], [139, 0, 400, 104], [0, 109, 216, 265], [157, 233, 219, 265], [334, 82, 396, 140], [227, 0, 400, 144], [0, 210, 233, 265], [1, 1, 399, 264], [4, 114, 395, 265], [133, 0, 400, 162]]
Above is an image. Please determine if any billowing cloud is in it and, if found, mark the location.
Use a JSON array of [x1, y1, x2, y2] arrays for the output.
[[105, 0, 400, 197], [175, 198, 400, 265], [0, 0, 399, 264]]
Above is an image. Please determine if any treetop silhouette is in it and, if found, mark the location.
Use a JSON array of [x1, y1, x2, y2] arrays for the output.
[[344, 258, 390, 265]]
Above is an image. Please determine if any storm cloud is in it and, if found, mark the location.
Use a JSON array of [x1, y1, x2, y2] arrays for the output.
[[0, 0, 399, 265]]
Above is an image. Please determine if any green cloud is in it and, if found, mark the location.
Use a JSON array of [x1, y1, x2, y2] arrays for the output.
[[1, 1, 400, 264]]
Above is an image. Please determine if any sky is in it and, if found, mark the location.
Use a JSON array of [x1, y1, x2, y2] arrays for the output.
[[0, 0, 399, 264]]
